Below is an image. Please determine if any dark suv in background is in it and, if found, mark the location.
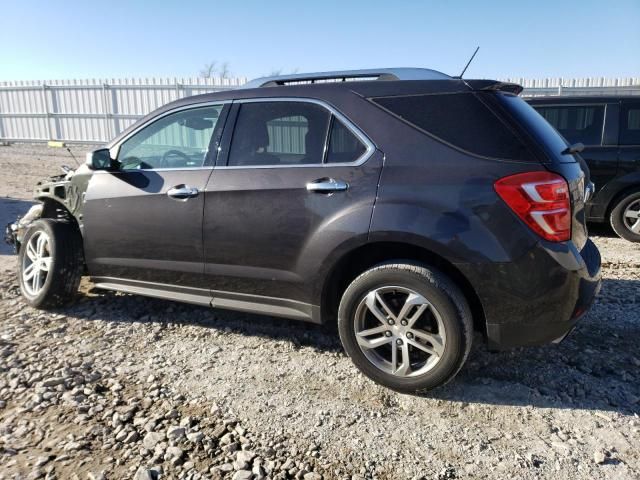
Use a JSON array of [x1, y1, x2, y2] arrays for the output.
[[6, 68, 601, 393], [528, 96, 640, 241]]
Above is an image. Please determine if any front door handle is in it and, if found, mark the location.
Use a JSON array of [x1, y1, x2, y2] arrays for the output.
[[306, 178, 349, 193], [167, 185, 199, 200]]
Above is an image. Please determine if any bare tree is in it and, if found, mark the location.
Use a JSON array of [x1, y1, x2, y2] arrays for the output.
[[218, 62, 231, 79], [200, 61, 217, 78]]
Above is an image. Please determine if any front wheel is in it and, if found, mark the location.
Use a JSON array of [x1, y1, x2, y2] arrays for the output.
[[610, 190, 640, 242], [18, 219, 83, 309], [338, 263, 473, 393]]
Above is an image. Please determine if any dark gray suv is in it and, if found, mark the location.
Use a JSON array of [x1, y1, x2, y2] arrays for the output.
[[6, 68, 602, 393]]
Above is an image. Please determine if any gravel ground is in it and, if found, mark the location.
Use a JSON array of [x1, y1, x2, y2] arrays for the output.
[[0, 143, 639, 480]]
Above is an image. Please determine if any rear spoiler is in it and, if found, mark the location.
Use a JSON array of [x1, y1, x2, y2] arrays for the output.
[[463, 80, 524, 96]]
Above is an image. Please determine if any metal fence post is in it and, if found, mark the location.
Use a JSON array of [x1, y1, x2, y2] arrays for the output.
[[41, 84, 53, 140]]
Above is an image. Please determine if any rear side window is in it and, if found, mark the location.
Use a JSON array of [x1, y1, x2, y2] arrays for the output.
[[534, 105, 604, 145], [228, 102, 330, 166], [371, 93, 533, 161], [620, 104, 640, 145], [326, 118, 367, 164]]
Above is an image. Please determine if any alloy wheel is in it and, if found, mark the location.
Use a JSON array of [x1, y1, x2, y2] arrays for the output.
[[21, 231, 52, 297], [623, 199, 640, 234], [353, 286, 446, 377]]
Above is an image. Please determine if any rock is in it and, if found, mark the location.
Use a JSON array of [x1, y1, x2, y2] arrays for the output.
[[41, 377, 65, 387], [143, 432, 164, 450], [236, 450, 256, 465], [593, 450, 607, 464], [164, 446, 183, 464], [186, 431, 204, 443], [304, 473, 322, 480], [133, 467, 154, 480], [166, 425, 186, 440], [232, 471, 253, 480], [87, 472, 106, 480], [124, 430, 139, 444]]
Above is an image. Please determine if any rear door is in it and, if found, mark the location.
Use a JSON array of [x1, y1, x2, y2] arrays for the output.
[[201, 99, 382, 316], [83, 103, 228, 293], [618, 100, 640, 179]]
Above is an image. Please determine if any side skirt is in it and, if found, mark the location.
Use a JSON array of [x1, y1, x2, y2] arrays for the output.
[[90, 277, 319, 323]]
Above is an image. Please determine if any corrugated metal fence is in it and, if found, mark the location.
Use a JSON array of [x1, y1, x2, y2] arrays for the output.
[[1, 76, 639, 143]]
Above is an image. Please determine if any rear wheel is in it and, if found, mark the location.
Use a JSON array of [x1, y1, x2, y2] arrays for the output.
[[18, 219, 83, 309], [338, 262, 473, 393], [610, 190, 640, 242]]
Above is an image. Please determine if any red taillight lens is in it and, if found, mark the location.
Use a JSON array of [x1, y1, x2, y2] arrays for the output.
[[494, 171, 571, 242]]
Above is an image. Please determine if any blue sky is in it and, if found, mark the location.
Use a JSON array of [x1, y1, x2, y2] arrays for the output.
[[1, 0, 638, 81]]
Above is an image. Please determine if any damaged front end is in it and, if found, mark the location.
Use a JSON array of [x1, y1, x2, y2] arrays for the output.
[[5, 204, 44, 253], [4, 163, 92, 253]]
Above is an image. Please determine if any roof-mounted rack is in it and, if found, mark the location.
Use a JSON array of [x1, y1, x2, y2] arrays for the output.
[[241, 68, 451, 89]]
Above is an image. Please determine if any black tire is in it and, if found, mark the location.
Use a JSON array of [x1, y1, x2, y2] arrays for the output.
[[338, 262, 473, 393], [18, 219, 83, 309], [610, 190, 640, 242]]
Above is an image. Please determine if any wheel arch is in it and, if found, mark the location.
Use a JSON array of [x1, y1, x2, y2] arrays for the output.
[[319, 240, 487, 337]]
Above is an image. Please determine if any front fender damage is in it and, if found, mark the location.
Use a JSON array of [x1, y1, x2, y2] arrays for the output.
[[4, 204, 43, 252]]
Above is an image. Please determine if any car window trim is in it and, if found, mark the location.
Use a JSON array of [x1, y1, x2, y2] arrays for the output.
[[533, 102, 608, 147], [217, 97, 375, 169], [109, 101, 231, 171]]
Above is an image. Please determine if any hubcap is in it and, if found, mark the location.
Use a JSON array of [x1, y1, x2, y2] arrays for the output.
[[623, 199, 640, 234], [353, 286, 446, 378], [21, 231, 51, 297]]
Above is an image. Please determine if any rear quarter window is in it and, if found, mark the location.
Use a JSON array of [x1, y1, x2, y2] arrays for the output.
[[371, 92, 535, 161]]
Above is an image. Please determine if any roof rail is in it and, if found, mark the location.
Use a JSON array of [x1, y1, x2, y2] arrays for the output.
[[241, 68, 451, 89]]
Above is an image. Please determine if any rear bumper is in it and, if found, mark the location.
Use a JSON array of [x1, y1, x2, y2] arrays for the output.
[[458, 238, 602, 349]]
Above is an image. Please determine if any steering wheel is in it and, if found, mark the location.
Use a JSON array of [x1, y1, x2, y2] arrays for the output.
[[161, 149, 191, 168]]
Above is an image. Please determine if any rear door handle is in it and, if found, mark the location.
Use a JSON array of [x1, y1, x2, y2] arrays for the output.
[[167, 185, 199, 200], [306, 178, 349, 193]]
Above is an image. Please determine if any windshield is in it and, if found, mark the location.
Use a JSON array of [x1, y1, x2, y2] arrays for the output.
[[495, 93, 573, 163]]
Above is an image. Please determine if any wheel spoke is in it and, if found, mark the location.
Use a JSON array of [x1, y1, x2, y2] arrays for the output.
[[36, 234, 47, 256], [630, 220, 640, 234], [26, 242, 38, 262], [396, 293, 428, 327], [356, 334, 392, 350], [365, 291, 393, 325], [624, 209, 640, 219], [407, 338, 440, 358], [356, 325, 388, 338], [395, 343, 411, 376], [410, 329, 445, 356], [40, 257, 52, 272], [32, 269, 41, 292], [23, 263, 36, 280]]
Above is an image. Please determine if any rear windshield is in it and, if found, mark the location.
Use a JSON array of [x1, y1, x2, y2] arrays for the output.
[[371, 92, 535, 161], [495, 93, 571, 162]]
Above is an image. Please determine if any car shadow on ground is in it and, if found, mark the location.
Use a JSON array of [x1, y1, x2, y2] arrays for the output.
[[42, 275, 638, 416], [0, 198, 34, 255]]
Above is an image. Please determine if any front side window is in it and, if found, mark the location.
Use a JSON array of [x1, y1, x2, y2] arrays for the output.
[[227, 102, 330, 166], [117, 105, 224, 170], [534, 105, 605, 145], [620, 104, 640, 145]]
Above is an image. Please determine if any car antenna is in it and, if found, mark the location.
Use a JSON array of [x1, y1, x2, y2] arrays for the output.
[[456, 46, 480, 79], [66, 146, 80, 167]]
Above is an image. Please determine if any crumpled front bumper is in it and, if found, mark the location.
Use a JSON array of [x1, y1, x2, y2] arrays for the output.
[[3, 204, 44, 254], [4, 222, 19, 252]]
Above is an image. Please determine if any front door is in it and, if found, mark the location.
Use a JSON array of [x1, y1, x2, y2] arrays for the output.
[[202, 100, 382, 317], [83, 103, 227, 295]]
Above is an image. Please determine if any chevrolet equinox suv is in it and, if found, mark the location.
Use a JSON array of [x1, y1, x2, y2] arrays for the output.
[[6, 68, 602, 393]]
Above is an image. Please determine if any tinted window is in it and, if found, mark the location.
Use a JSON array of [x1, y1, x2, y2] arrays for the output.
[[326, 118, 367, 163], [372, 92, 533, 161], [620, 104, 640, 145], [117, 105, 223, 170], [534, 105, 604, 145], [228, 102, 330, 166]]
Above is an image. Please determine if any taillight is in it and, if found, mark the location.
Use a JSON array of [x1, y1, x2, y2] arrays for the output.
[[494, 171, 571, 242]]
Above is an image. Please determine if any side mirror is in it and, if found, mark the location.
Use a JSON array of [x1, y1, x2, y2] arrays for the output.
[[85, 148, 114, 170]]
